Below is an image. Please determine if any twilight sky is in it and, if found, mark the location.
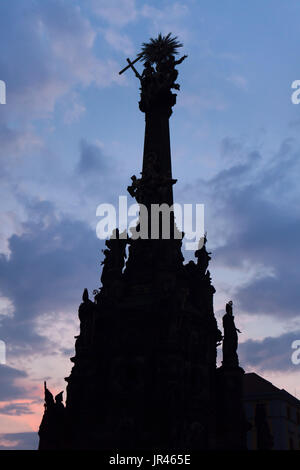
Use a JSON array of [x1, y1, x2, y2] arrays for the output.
[[0, 0, 300, 450]]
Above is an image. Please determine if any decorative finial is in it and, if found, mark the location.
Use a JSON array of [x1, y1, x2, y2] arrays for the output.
[[43, 381, 54, 408], [82, 288, 89, 303]]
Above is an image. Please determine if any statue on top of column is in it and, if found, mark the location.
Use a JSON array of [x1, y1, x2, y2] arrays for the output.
[[222, 301, 241, 367], [195, 233, 211, 277], [119, 33, 187, 112], [38, 382, 65, 450]]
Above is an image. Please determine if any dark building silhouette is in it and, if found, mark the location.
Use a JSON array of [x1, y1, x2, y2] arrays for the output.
[[38, 34, 248, 450], [244, 372, 300, 450]]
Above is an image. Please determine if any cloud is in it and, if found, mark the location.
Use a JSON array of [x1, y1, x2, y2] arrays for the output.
[[0, 402, 34, 416], [62, 93, 86, 125], [0, 365, 27, 401], [0, 432, 38, 450], [103, 29, 135, 55], [0, 1, 95, 118], [181, 137, 300, 319], [239, 330, 300, 372], [220, 137, 245, 162], [140, 2, 190, 41], [178, 91, 227, 113], [91, 0, 137, 26], [92, 1, 190, 57], [0, 198, 107, 435], [0, 199, 103, 356], [226, 74, 248, 90], [77, 139, 107, 174], [0, 0, 124, 175], [0, 130, 124, 260], [37, 1, 122, 89], [0, 125, 42, 161]]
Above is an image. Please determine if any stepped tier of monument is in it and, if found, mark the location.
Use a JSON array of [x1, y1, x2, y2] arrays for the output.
[[38, 34, 248, 450]]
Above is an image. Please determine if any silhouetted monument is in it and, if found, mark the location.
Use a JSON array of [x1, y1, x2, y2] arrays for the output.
[[38, 34, 247, 450], [222, 300, 241, 367]]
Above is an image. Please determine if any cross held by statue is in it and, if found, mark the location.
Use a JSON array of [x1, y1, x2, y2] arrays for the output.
[[119, 56, 142, 80]]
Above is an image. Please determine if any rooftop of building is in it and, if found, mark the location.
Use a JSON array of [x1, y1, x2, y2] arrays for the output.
[[244, 372, 300, 408]]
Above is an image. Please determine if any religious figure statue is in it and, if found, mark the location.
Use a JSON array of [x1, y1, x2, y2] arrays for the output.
[[101, 229, 127, 286], [222, 301, 241, 367], [38, 382, 65, 450], [155, 53, 187, 91], [77, 288, 95, 349], [140, 61, 156, 106], [195, 233, 211, 277], [128, 152, 177, 205], [44, 381, 54, 410], [127, 175, 142, 202]]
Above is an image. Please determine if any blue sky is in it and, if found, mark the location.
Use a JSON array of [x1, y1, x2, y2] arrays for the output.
[[0, 0, 300, 449]]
